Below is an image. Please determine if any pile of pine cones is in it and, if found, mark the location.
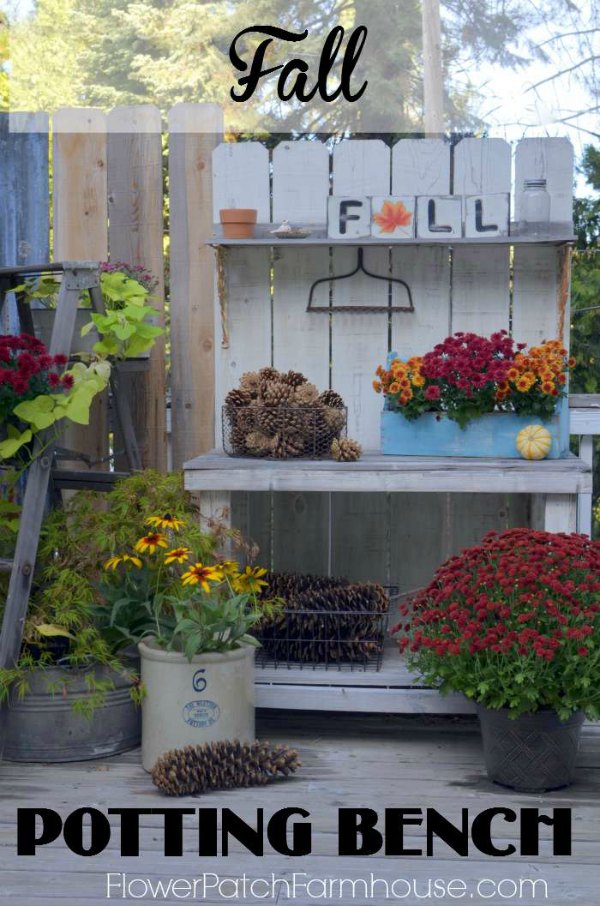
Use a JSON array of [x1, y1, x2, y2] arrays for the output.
[[151, 739, 301, 796], [254, 572, 389, 667], [224, 367, 360, 460]]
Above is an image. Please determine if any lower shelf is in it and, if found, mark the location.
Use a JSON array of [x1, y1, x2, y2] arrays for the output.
[[254, 649, 474, 714]]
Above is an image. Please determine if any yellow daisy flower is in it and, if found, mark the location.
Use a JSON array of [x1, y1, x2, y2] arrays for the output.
[[233, 566, 269, 595], [134, 532, 168, 555], [104, 554, 143, 571], [181, 562, 222, 592], [164, 547, 192, 565], [146, 514, 186, 532]]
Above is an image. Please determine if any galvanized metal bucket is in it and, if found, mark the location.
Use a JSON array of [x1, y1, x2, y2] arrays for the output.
[[3, 664, 141, 762]]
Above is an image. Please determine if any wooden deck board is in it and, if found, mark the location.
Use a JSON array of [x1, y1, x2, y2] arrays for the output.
[[1, 713, 599, 904]]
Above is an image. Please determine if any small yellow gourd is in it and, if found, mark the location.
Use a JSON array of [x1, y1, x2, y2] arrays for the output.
[[516, 424, 552, 460]]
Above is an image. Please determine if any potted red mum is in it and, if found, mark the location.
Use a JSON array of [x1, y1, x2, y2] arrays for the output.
[[392, 529, 600, 792]]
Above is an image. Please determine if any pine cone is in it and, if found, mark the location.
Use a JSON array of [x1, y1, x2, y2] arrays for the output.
[[246, 431, 276, 456], [331, 438, 362, 462], [256, 407, 282, 436], [282, 370, 308, 388], [152, 739, 301, 797], [293, 383, 320, 406], [273, 432, 305, 459], [318, 389, 345, 409], [322, 407, 346, 433], [262, 381, 292, 406], [254, 573, 389, 665], [225, 388, 252, 410], [258, 366, 281, 383], [239, 371, 261, 396], [229, 426, 249, 455]]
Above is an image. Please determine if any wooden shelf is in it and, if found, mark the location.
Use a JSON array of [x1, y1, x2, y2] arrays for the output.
[[207, 225, 575, 248], [254, 650, 475, 713], [184, 450, 592, 496]]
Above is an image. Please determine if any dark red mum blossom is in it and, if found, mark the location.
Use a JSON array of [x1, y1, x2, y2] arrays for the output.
[[0, 333, 75, 427]]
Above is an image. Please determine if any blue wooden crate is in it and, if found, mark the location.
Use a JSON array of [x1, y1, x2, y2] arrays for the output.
[[381, 395, 570, 459]]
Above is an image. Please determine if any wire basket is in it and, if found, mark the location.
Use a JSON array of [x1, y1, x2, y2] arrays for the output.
[[253, 576, 392, 672], [223, 404, 347, 459]]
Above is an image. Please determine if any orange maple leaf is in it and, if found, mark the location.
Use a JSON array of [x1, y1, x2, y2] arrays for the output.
[[373, 200, 413, 233]]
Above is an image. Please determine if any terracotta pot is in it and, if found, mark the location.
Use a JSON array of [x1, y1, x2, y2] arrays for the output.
[[219, 208, 257, 240]]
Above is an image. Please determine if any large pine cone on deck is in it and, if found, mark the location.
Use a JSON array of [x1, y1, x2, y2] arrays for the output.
[[152, 739, 301, 797]]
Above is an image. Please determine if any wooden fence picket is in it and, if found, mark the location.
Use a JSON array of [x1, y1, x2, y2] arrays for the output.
[[168, 102, 223, 469], [107, 105, 167, 471], [53, 107, 109, 467], [0, 113, 49, 332]]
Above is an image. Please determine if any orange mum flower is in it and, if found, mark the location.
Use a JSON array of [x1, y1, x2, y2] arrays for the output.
[[373, 200, 413, 234]]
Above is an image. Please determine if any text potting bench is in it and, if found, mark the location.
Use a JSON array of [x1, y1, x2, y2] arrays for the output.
[[182, 135, 593, 713]]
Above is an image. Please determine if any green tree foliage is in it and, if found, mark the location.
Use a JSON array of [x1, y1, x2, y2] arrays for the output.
[[0, 11, 8, 111], [6, 0, 579, 131]]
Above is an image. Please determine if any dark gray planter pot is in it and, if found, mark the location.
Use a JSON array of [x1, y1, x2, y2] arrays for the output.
[[477, 705, 584, 792], [3, 664, 141, 762]]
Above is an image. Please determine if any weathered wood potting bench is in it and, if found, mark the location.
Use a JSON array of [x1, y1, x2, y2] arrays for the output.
[[183, 135, 593, 713]]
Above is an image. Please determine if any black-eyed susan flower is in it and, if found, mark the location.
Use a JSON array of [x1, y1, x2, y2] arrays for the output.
[[104, 554, 143, 571], [181, 562, 221, 592], [146, 514, 185, 532], [216, 559, 240, 580], [233, 566, 268, 594], [134, 532, 168, 555], [164, 546, 192, 565]]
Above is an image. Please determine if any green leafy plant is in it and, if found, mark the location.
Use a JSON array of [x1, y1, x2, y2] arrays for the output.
[[14, 262, 163, 361], [392, 529, 600, 719], [0, 471, 217, 713], [96, 513, 278, 660]]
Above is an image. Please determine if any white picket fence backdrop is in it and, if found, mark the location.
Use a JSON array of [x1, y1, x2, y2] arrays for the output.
[[210, 135, 576, 589]]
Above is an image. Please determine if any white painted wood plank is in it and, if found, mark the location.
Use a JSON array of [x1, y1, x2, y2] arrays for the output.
[[212, 142, 270, 221], [451, 138, 511, 335], [256, 683, 475, 713], [453, 137, 512, 196], [389, 139, 452, 593], [212, 143, 271, 445], [272, 141, 330, 386], [271, 141, 332, 575], [183, 452, 592, 495], [328, 140, 392, 583], [544, 494, 578, 532], [392, 138, 450, 194], [330, 140, 391, 447], [577, 435, 594, 536], [514, 136, 574, 223], [512, 246, 559, 345], [391, 138, 451, 356], [272, 140, 329, 224]]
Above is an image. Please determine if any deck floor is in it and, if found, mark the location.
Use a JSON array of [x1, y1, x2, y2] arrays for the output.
[[1, 712, 599, 905]]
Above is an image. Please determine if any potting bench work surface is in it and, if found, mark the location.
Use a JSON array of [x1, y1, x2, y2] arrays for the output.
[[184, 450, 592, 496], [1, 711, 600, 905]]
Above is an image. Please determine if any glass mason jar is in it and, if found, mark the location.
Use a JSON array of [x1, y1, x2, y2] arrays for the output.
[[519, 178, 551, 236]]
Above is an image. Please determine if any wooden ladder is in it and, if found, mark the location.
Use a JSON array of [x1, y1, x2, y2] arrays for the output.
[[0, 261, 141, 714]]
